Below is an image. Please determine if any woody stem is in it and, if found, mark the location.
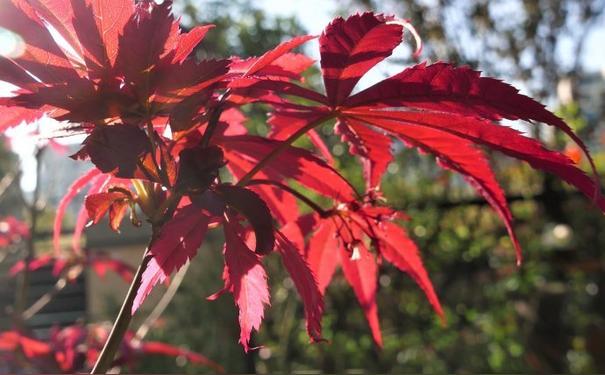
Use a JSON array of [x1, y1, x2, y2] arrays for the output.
[[91, 246, 153, 374]]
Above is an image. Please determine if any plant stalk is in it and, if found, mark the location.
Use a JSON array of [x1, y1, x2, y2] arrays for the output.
[[91, 247, 153, 374]]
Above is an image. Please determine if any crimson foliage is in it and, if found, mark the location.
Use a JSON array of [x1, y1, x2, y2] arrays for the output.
[[1, 0, 603, 352]]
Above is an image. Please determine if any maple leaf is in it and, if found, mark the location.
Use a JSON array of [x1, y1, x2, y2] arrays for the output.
[[216, 184, 275, 255], [133, 203, 211, 313], [275, 230, 324, 342], [235, 11, 604, 265], [219, 135, 357, 202], [85, 186, 139, 232], [70, 125, 153, 178], [0, 0, 228, 128], [222, 224, 270, 352], [299, 199, 443, 346]]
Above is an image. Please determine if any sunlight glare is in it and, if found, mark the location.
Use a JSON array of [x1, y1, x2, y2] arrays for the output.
[[0, 27, 25, 59]]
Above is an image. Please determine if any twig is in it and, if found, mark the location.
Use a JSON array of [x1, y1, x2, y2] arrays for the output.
[[236, 115, 333, 186], [200, 90, 230, 148], [134, 262, 190, 341], [245, 179, 331, 217], [22, 273, 72, 320], [14, 147, 45, 328], [0, 171, 18, 203]]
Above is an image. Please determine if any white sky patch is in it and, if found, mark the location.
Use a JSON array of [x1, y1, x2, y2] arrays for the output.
[[4, 116, 85, 192]]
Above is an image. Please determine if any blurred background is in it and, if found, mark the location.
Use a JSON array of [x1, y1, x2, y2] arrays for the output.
[[1, 0, 605, 372]]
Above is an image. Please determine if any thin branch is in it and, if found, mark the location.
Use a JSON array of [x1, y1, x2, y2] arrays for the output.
[[401, 190, 588, 211], [14, 147, 45, 328], [245, 179, 331, 217], [134, 262, 190, 341], [0, 171, 18, 203], [21, 273, 72, 320], [200, 90, 230, 148], [236, 115, 334, 186]]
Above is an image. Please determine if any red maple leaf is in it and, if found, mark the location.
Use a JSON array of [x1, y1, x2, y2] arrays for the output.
[[2, 0, 603, 356]]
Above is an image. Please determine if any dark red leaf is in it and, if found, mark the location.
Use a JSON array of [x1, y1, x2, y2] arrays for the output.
[[153, 58, 229, 108], [171, 25, 214, 64], [176, 145, 224, 193], [115, 0, 179, 92], [348, 109, 605, 212], [391, 122, 522, 263], [216, 184, 275, 255], [228, 78, 329, 105], [306, 218, 340, 293], [224, 155, 300, 225], [268, 109, 334, 163], [72, 124, 152, 179], [346, 62, 599, 176], [336, 119, 392, 190]]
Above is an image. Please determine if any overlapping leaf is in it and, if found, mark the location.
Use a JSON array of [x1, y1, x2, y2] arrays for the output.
[[223, 224, 270, 352], [133, 204, 211, 313]]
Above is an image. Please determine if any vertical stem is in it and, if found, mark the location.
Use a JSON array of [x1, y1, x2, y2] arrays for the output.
[[91, 245, 154, 374], [14, 147, 45, 329]]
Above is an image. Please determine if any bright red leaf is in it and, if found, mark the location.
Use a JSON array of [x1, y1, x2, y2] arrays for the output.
[[223, 224, 270, 352], [133, 204, 211, 313]]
